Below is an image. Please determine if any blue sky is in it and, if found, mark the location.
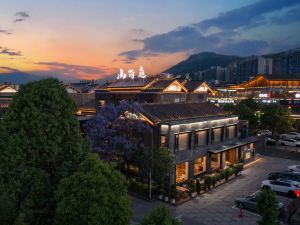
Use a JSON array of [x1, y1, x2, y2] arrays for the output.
[[0, 0, 299, 80]]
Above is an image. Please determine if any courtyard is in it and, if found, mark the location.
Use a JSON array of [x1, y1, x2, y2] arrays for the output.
[[131, 155, 298, 225]]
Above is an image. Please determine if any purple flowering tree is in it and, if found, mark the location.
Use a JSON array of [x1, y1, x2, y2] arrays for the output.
[[85, 100, 152, 170]]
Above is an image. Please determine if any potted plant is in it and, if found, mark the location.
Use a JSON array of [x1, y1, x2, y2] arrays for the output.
[[196, 179, 201, 195], [187, 179, 196, 197], [203, 176, 211, 191], [224, 168, 231, 181], [164, 184, 169, 202], [214, 173, 221, 185], [211, 175, 217, 188], [157, 184, 164, 200], [170, 184, 177, 205]]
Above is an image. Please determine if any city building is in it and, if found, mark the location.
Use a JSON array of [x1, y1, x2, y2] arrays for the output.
[[210, 74, 300, 119], [270, 47, 300, 75], [95, 77, 213, 107], [140, 102, 261, 184], [0, 84, 18, 118]]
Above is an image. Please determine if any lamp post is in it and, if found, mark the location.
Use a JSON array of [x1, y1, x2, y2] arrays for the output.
[[149, 130, 153, 200]]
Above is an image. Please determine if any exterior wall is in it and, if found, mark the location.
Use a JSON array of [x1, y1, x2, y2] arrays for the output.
[[158, 116, 261, 184], [158, 117, 241, 184], [95, 91, 207, 109]]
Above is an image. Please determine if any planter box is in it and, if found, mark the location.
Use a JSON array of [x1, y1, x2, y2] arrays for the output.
[[171, 198, 176, 205], [164, 196, 169, 202]]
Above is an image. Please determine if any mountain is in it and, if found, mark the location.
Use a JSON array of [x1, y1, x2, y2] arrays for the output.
[[164, 52, 241, 75], [0, 71, 41, 84]]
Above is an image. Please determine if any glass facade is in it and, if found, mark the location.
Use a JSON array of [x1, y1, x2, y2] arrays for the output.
[[175, 133, 191, 151], [160, 135, 167, 147], [213, 127, 223, 143], [176, 162, 189, 183], [196, 129, 209, 147], [194, 156, 206, 175], [211, 153, 221, 170], [228, 125, 237, 139]]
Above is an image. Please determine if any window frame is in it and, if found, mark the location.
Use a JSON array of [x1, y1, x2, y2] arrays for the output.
[[174, 132, 192, 152]]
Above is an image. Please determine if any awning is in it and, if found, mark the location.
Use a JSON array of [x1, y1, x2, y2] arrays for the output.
[[208, 137, 260, 154]]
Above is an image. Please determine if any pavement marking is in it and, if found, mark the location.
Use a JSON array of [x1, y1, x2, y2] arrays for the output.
[[231, 205, 260, 217]]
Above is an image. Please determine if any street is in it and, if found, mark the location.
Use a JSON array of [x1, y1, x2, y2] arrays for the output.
[[131, 156, 299, 225]]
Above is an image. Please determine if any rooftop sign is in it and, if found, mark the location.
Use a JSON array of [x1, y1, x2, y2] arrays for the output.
[[117, 66, 146, 80]]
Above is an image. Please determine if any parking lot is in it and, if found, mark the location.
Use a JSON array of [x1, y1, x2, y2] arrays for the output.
[[131, 156, 299, 225]]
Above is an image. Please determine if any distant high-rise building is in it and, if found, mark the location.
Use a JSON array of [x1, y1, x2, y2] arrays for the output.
[[270, 48, 300, 75]]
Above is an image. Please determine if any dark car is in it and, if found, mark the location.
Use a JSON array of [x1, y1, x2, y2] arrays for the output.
[[235, 192, 284, 215], [268, 172, 300, 182]]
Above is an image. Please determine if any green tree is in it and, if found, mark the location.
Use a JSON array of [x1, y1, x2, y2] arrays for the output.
[[54, 153, 131, 225], [139, 206, 181, 225], [256, 190, 279, 225], [261, 104, 292, 136], [0, 79, 87, 225], [234, 103, 259, 133], [138, 147, 175, 185]]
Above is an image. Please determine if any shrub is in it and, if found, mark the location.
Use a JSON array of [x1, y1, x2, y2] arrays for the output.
[[220, 171, 225, 180], [169, 184, 177, 199], [224, 168, 231, 181], [214, 173, 221, 182], [211, 176, 217, 188], [196, 179, 201, 194], [139, 206, 182, 225], [204, 176, 211, 190], [187, 179, 195, 195]]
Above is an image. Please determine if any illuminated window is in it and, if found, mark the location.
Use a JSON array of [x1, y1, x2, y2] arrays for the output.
[[160, 135, 167, 147], [225, 148, 237, 164], [211, 153, 221, 170], [98, 100, 105, 108], [176, 162, 189, 183], [194, 156, 206, 175], [166, 84, 181, 92]]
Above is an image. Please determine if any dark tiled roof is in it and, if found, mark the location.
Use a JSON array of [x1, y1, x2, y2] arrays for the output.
[[183, 80, 203, 91], [144, 79, 175, 92], [142, 102, 228, 124], [107, 78, 155, 88], [266, 74, 300, 81]]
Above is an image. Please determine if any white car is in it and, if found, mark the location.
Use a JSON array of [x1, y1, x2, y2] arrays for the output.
[[278, 139, 300, 147], [261, 179, 300, 198], [279, 132, 300, 140], [288, 165, 300, 172], [260, 130, 272, 136]]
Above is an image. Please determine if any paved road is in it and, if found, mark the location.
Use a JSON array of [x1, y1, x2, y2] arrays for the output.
[[131, 156, 299, 225], [259, 146, 300, 160]]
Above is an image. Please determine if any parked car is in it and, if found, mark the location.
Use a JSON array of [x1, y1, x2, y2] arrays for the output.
[[259, 130, 272, 136], [279, 132, 300, 140], [278, 139, 300, 147], [261, 179, 300, 198], [268, 171, 300, 182], [288, 165, 300, 172], [235, 191, 284, 215]]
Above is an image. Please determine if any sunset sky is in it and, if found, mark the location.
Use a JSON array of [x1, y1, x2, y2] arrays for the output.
[[1, 0, 300, 81]]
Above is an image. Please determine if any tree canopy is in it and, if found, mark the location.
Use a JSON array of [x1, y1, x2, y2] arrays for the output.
[[261, 104, 292, 136], [86, 100, 151, 166], [0, 79, 132, 225], [257, 190, 279, 225], [0, 79, 87, 225], [54, 153, 131, 225], [139, 206, 181, 225]]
